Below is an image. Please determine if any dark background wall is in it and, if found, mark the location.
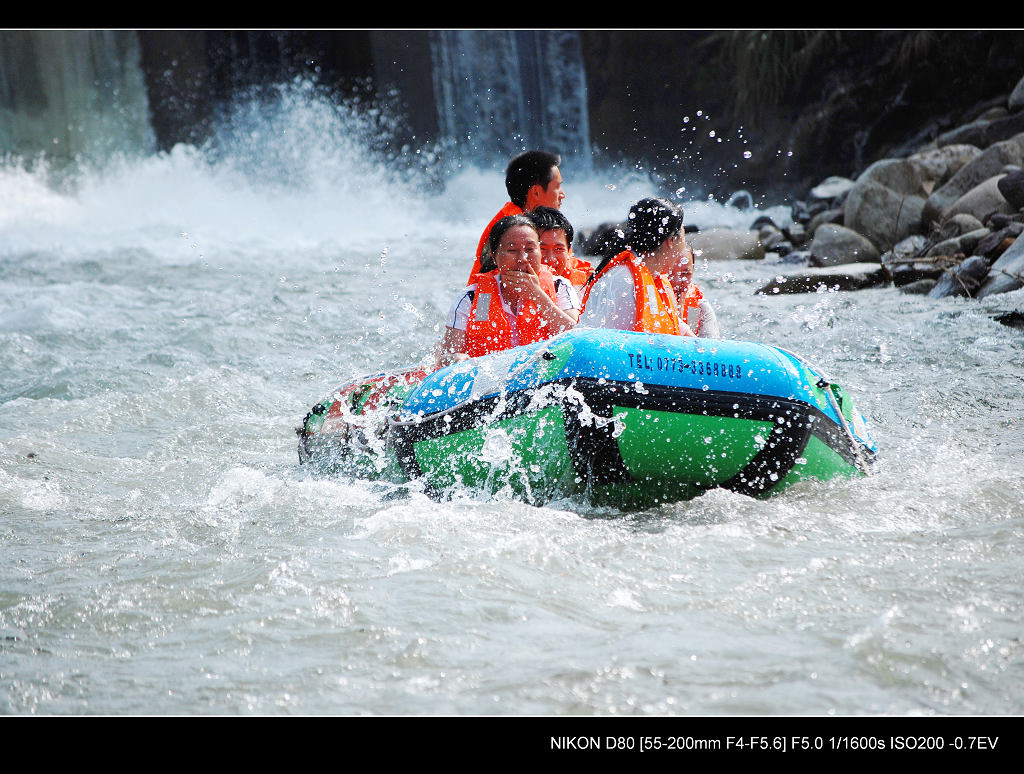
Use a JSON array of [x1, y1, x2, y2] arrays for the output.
[[18, 30, 1024, 201], [576, 30, 1024, 199]]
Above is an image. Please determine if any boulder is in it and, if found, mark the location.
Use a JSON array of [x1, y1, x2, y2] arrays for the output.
[[943, 175, 1015, 223], [987, 212, 1024, 230], [757, 226, 790, 254], [923, 134, 1024, 224], [809, 223, 881, 267], [977, 231, 1024, 297], [1010, 74, 1024, 112], [753, 219, 795, 257], [882, 235, 953, 286], [809, 175, 855, 202], [844, 158, 928, 252], [994, 310, 1024, 329], [924, 227, 992, 259], [898, 278, 938, 295], [749, 215, 781, 230], [576, 222, 625, 259], [927, 255, 992, 299], [882, 234, 929, 263], [687, 227, 765, 261], [807, 207, 844, 235], [784, 220, 808, 247], [976, 106, 1010, 122], [886, 260, 951, 287], [976, 222, 1024, 260], [996, 168, 1024, 209], [755, 262, 889, 295], [906, 144, 980, 189], [936, 111, 1024, 150], [777, 249, 812, 265], [935, 213, 985, 239]]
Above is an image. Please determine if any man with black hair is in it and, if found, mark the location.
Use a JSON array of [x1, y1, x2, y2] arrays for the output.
[[467, 150, 565, 282], [527, 205, 592, 292]]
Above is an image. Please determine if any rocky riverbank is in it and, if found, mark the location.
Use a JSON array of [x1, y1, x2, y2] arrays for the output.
[[727, 72, 1024, 307], [579, 70, 1024, 318]]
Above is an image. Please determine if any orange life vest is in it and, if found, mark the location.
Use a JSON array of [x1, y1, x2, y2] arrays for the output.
[[469, 201, 524, 282], [564, 252, 593, 290], [464, 268, 559, 358], [679, 282, 704, 335], [581, 250, 682, 335]]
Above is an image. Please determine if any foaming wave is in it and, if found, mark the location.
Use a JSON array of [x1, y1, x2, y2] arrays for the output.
[[0, 81, 448, 259], [0, 77, 785, 262]]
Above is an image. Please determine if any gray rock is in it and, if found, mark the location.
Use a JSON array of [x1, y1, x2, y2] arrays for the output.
[[944, 176, 1015, 223], [749, 215, 781, 231], [755, 263, 889, 295], [887, 262, 949, 287], [960, 254, 994, 279], [987, 212, 1024, 230], [996, 168, 1024, 209], [978, 231, 1024, 297], [809, 223, 881, 267], [926, 274, 961, 299], [759, 228, 788, 251], [756, 222, 796, 257], [807, 208, 844, 235], [881, 235, 955, 286], [688, 227, 765, 261], [1011, 74, 1024, 111], [927, 255, 992, 298], [898, 278, 938, 295], [977, 106, 1010, 122], [776, 249, 811, 265], [924, 228, 993, 259], [882, 234, 929, 264], [976, 222, 1024, 260], [936, 111, 1024, 150], [784, 220, 808, 247], [994, 310, 1024, 329], [923, 134, 1024, 224], [810, 176, 855, 201], [876, 235, 933, 286], [935, 213, 985, 239], [844, 158, 928, 252], [907, 144, 980, 188]]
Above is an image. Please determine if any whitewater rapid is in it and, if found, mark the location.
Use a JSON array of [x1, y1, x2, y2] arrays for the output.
[[1, 90, 1022, 716]]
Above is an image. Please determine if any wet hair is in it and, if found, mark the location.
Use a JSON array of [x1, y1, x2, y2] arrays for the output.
[[582, 199, 683, 284], [480, 215, 539, 273], [526, 206, 574, 246], [505, 150, 561, 208], [585, 226, 626, 281], [625, 197, 685, 253]]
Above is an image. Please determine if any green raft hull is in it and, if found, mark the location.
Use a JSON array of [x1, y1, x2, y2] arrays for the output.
[[298, 329, 876, 509]]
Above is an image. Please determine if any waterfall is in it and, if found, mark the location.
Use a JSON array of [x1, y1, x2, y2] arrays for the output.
[[0, 29, 595, 176], [0, 30, 155, 163], [428, 30, 592, 171]]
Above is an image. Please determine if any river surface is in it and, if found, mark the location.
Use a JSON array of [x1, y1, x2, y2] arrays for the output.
[[1, 98, 1023, 717]]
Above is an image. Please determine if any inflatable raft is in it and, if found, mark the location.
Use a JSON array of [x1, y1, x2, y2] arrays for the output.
[[297, 328, 876, 508]]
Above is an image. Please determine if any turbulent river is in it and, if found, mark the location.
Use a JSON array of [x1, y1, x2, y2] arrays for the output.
[[1, 95, 1022, 717]]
